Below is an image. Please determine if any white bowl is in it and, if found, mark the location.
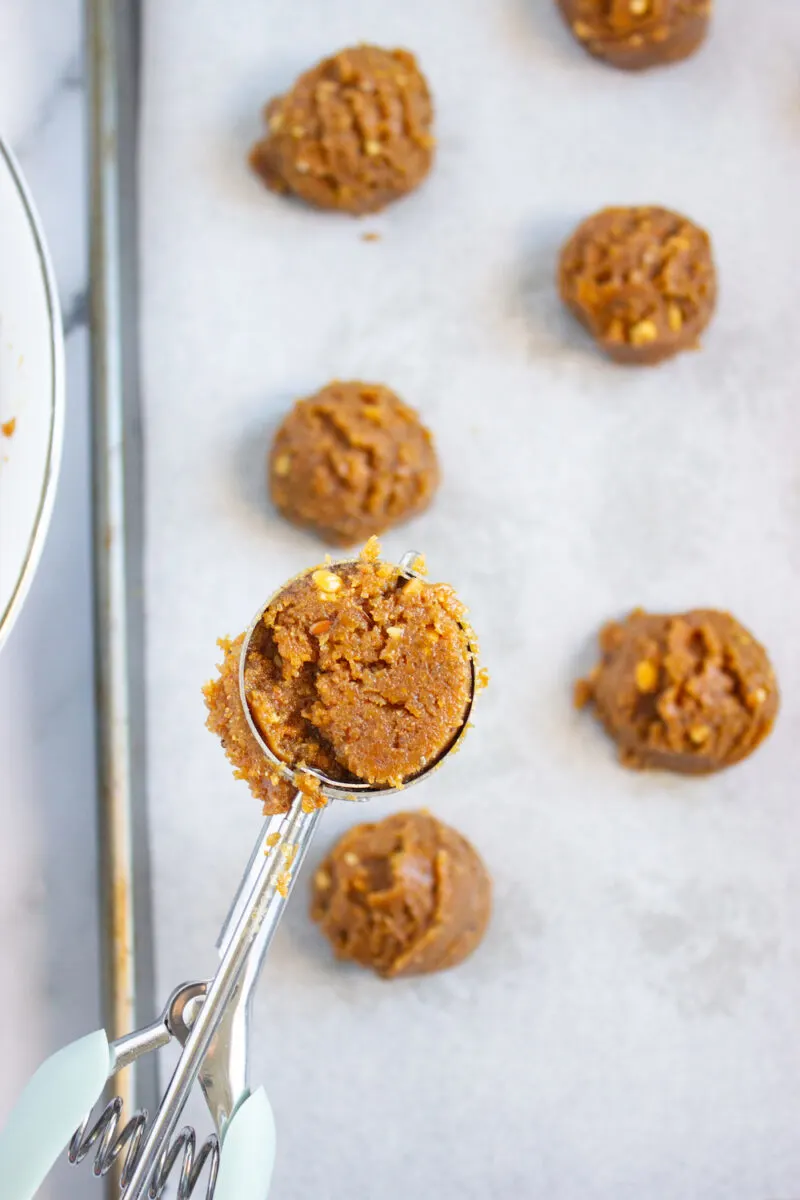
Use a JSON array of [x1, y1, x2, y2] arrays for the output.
[[0, 136, 65, 651]]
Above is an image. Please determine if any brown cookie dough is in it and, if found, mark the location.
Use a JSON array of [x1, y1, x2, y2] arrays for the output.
[[204, 542, 475, 804], [250, 44, 435, 215], [557, 0, 712, 71], [269, 381, 439, 546], [203, 634, 297, 814], [575, 609, 779, 773], [311, 811, 492, 979], [558, 206, 716, 365]]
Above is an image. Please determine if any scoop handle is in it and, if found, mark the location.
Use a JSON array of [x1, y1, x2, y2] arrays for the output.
[[0, 1029, 111, 1200], [214, 1087, 276, 1200]]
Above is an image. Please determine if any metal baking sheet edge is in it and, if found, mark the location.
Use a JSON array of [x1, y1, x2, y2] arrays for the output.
[[87, 1, 159, 1190]]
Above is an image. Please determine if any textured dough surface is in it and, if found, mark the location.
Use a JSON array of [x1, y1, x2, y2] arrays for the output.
[[576, 608, 779, 773], [244, 551, 473, 787], [204, 544, 474, 806], [203, 633, 297, 813], [269, 381, 439, 546], [311, 810, 492, 978], [250, 44, 435, 214], [559, 205, 716, 365], [556, 0, 712, 71]]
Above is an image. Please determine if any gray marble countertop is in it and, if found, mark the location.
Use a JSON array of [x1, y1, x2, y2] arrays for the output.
[[0, 3, 99, 1197]]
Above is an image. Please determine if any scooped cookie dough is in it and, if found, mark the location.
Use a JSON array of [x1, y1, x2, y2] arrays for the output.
[[269, 381, 439, 546], [245, 547, 474, 786], [575, 609, 779, 773], [250, 44, 435, 215], [558, 206, 716, 365], [204, 542, 475, 804], [311, 810, 492, 979], [557, 0, 712, 71], [203, 634, 297, 814]]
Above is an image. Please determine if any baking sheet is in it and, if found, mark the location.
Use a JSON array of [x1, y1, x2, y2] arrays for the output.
[[140, 2, 800, 1196]]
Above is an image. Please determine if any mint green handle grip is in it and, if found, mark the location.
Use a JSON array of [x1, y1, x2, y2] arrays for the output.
[[214, 1087, 276, 1200], [0, 1030, 111, 1200]]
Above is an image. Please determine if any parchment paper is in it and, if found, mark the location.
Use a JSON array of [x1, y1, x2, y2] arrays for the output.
[[140, 2, 800, 1196]]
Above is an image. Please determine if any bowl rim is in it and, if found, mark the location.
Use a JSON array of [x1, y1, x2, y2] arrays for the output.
[[0, 135, 66, 652]]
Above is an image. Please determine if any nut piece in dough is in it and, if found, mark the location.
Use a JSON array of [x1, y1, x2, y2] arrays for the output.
[[204, 542, 476, 806], [250, 44, 435, 215], [575, 609, 779, 773], [311, 810, 492, 979], [269, 381, 439, 546], [558, 205, 716, 365], [557, 0, 712, 71]]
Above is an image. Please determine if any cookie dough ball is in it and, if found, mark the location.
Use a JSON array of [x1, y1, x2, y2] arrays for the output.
[[559, 206, 716, 365], [205, 543, 476, 800], [203, 635, 297, 814], [557, 0, 712, 71], [250, 45, 435, 215], [243, 544, 474, 787], [311, 811, 492, 978], [575, 609, 779, 773], [269, 381, 439, 546]]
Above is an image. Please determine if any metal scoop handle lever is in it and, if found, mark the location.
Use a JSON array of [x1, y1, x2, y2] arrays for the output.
[[0, 796, 314, 1199]]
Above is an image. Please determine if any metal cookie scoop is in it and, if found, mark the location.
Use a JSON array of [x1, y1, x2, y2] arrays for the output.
[[238, 549, 477, 801], [0, 551, 476, 1200]]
